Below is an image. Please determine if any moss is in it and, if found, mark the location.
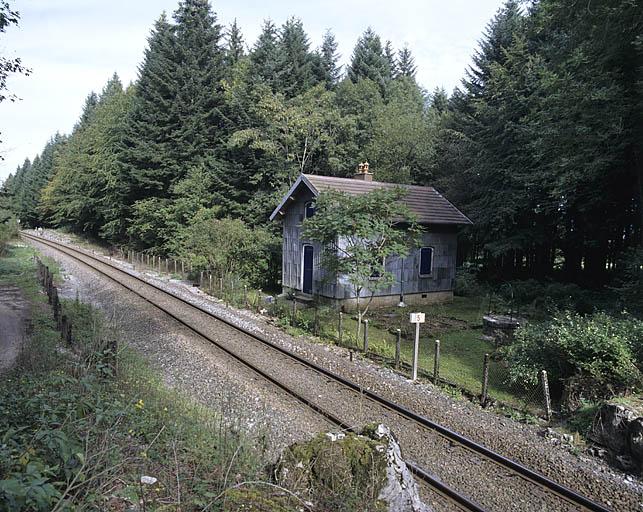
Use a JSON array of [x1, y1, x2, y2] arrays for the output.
[[222, 488, 301, 511], [277, 430, 388, 512]]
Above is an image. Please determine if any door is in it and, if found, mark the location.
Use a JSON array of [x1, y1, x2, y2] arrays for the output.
[[302, 245, 313, 294]]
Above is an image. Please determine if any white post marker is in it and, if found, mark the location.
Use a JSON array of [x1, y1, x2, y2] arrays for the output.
[[409, 312, 425, 381]]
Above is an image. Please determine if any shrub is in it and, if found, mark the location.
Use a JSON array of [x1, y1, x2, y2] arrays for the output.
[[501, 311, 643, 398], [0, 218, 19, 255], [454, 263, 484, 297], [175, 209, 279, 288]]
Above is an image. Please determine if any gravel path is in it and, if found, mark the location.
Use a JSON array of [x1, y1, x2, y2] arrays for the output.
[[26, 232, 643, 511]]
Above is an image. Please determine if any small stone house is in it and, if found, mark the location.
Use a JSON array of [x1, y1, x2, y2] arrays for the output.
[[269, 166, 472, 307]]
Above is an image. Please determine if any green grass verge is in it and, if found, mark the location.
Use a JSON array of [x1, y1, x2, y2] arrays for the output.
[[0, 244, 295, 512]]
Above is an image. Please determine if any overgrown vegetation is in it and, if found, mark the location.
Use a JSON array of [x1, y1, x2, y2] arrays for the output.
[[502, 311, 643, 402], [0, 246, 271, 511]]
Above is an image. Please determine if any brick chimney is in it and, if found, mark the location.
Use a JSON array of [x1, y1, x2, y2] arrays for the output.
[[353, 161, 373, 182]]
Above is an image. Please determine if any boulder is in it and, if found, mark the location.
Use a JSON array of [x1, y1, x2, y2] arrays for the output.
[[276, 424, 431, 512], [628, 417, 643, 465], [590, 402, 643, 471], [590, 403, 635, 454]]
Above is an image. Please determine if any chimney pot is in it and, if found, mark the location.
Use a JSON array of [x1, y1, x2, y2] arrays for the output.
[[353, 161, 373, 181]]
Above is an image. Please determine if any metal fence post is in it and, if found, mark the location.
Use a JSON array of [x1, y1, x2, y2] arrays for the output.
[[540, 370, 552, 421], [433, 339, 441, 384], [363, 319, 369, 353], [481, 353, 490, 406], [338, 311, 343, 344], [395, 329, 401, 370]]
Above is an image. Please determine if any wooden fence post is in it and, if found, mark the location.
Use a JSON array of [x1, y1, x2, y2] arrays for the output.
[[481, 353, 490, 406], [363, 319, 369, 353], [395, 329, 401, 370], [540, 370, 552, 422], [338, 311, 343, 344], [60, 315, 67, 341], [433, 339, 441, 384]]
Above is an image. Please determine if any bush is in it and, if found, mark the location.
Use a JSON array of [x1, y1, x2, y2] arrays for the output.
[[175, 209, 280, 288], [454, 263, 484, 297], [0, 218, 19, 255], [501, 311, 643, 398]]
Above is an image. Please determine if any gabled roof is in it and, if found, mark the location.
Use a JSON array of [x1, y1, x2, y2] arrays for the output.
[[269, 174, 472, 225]]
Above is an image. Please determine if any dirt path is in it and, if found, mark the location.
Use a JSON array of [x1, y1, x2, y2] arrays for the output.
[[0, 285, 29, 373]]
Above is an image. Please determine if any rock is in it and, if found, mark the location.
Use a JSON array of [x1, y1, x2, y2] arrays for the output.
[[276, 424, 431, 512], [615, 454, 635, 471], [561, 433, 574, 445], [590, 403, 635, 454], [374, 424, 431, 512], [628, 417, 643, 465], [140, 475, 157, 485]]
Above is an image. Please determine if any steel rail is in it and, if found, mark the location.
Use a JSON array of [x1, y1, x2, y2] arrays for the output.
[[23, 232, 612, 512]]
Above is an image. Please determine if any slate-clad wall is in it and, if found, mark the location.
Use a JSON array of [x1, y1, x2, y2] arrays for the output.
[[334, 229, 457, 299], [282, 194, 458, 299]]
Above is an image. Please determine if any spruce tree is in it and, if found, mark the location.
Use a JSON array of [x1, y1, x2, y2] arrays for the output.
[[274, 17, 316, 97], [319, 29, 340, 88], [250, 19, 279, 89], [397, 46, 417, 79], [347, 28, 390, 94], [119, 13, 178, 200], [384, 40, 397, 79], [225, 18, 245, 68], [172, 0, 226, 166]]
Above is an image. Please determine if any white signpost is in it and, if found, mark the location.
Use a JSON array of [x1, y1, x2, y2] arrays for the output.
[[409, 312, 425, 381]]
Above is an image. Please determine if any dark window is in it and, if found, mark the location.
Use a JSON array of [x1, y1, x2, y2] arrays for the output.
[[305, 201, 315, 219], [419, 247, 433, 276]]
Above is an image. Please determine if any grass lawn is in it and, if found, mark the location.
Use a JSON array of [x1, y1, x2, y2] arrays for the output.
[[298, 295, 543, 412]]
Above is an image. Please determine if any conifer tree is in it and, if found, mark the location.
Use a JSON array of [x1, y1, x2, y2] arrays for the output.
[[172, 0, 226, 166], [225, 18, 245, 68], [118, 13, 178, 201], [384, 40, 397, 79], [347, 28, 390, 94], [250, 19, 279, 89], [274, 17, 316, 97], [397, 45, 417, 78], [319, 29, 340, 88]]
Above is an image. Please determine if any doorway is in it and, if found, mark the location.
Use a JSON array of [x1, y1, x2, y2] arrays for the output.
[[302, 245, 313, 294]]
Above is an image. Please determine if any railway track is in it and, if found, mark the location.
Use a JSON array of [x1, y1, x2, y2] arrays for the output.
[[23, 232, 617, 512]]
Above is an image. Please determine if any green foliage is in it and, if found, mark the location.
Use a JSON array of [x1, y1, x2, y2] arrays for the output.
[[502, 311, 643, 395], [431, 0, 642, 284], [0, 245, 266, 511], [348, 28, 392, 94], [175, 209, 279, 288], [0, 217, 17, 254]]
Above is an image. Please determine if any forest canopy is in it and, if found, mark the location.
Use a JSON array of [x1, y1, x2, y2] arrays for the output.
[[2, 0, 641, 291]]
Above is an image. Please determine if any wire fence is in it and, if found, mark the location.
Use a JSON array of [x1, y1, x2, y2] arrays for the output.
[[112, 247, 554, 420]]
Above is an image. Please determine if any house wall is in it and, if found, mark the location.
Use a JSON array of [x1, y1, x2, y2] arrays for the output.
[[333, 228, 458, 300], [281, 189, 335, 296], [281, 196, 458, 302]]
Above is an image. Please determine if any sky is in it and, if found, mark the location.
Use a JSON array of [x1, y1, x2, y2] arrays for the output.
[[0, 0, 504, 182]]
